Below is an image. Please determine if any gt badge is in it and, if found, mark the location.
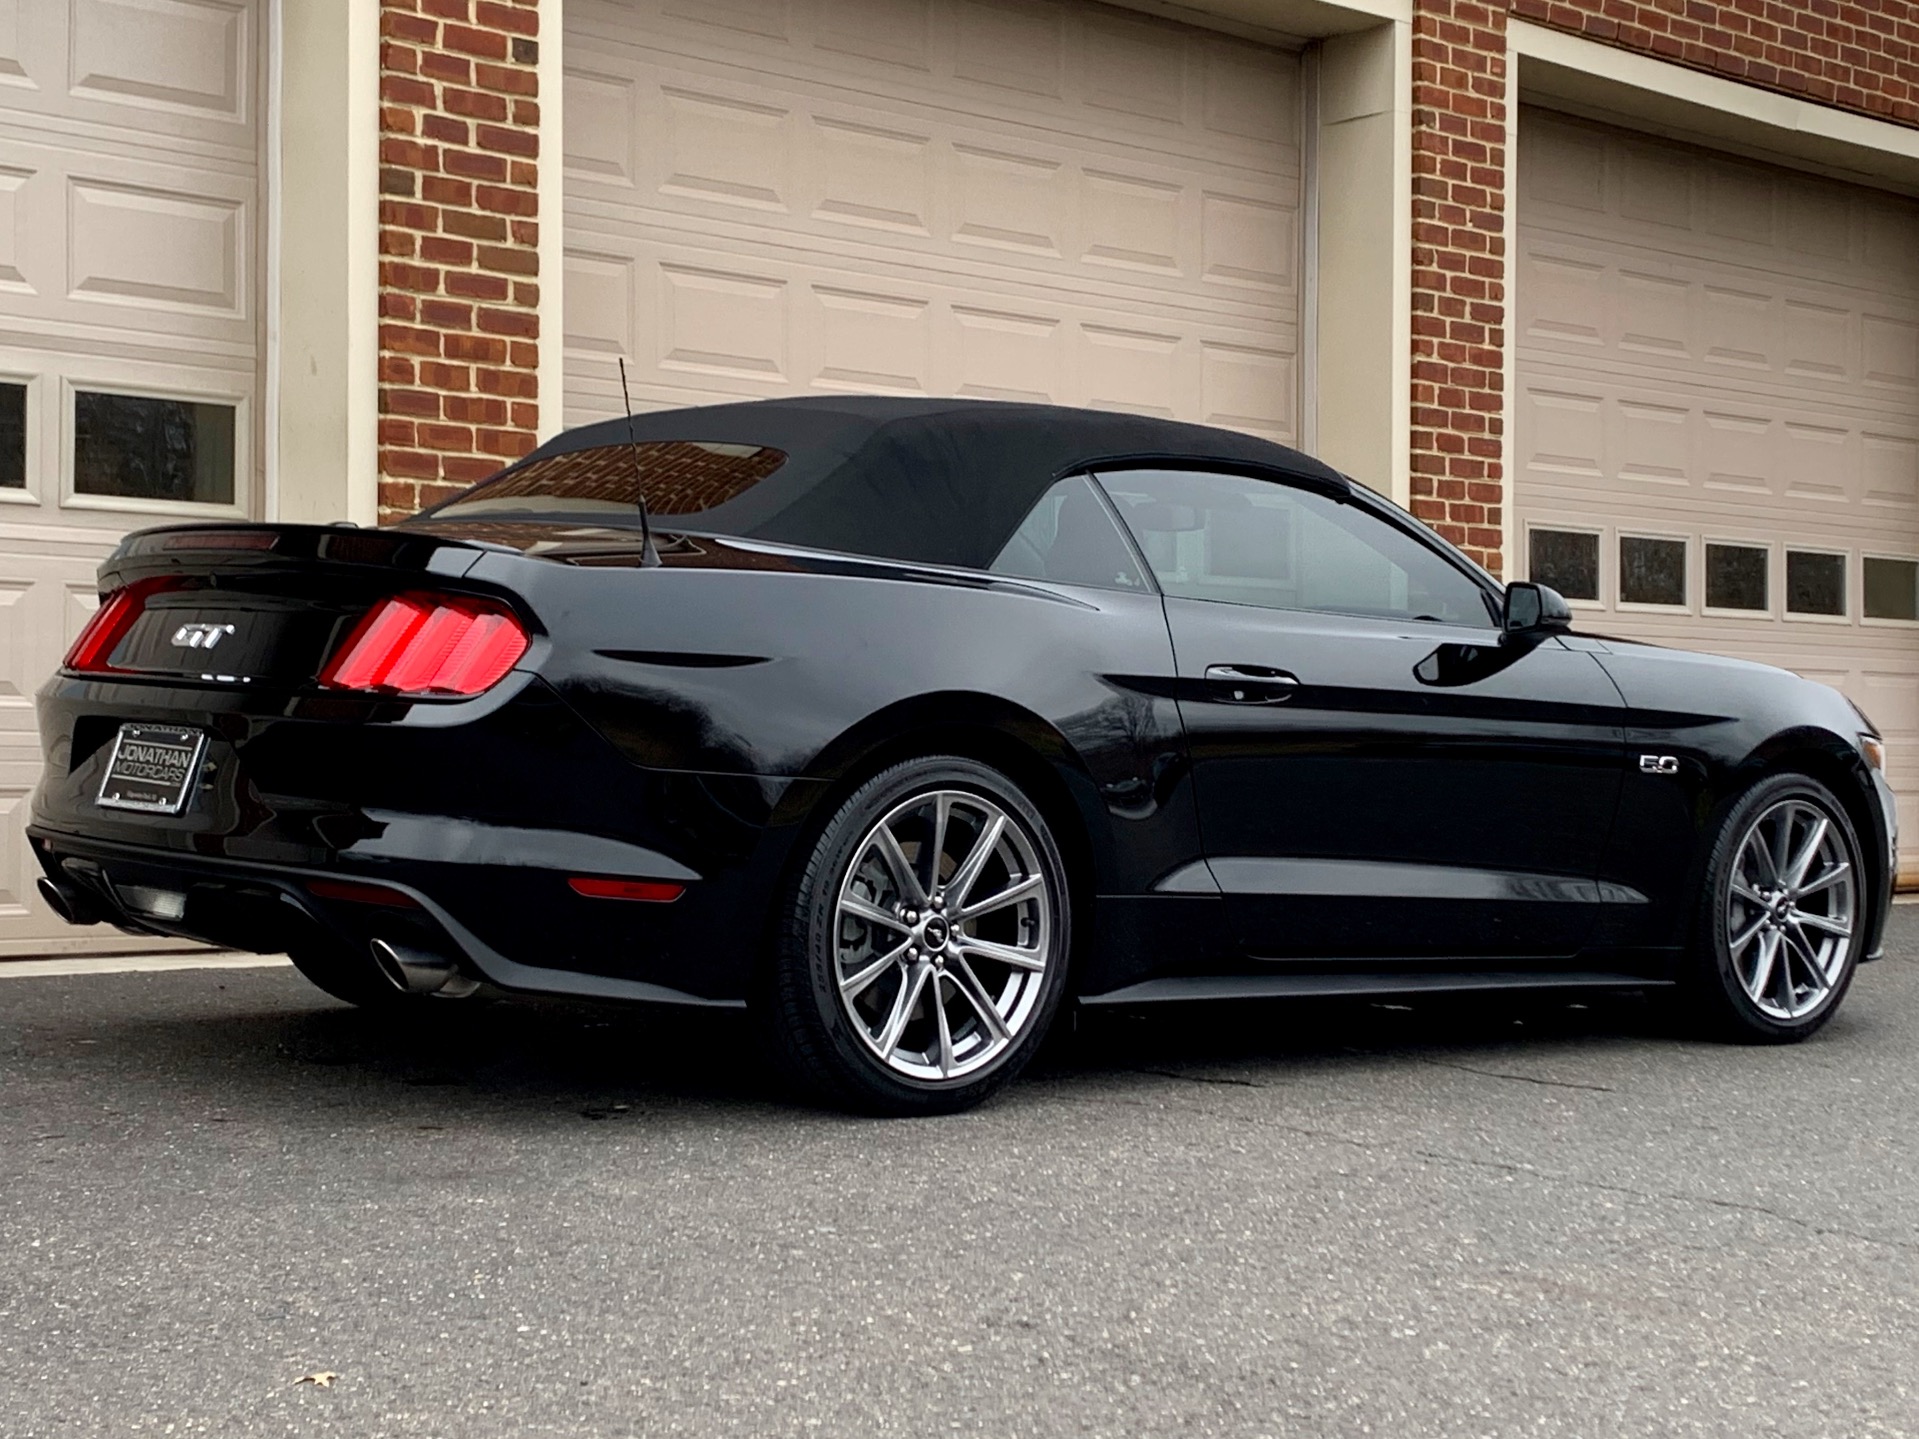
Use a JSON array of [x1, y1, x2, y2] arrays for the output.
[[1638, 754, 1680, 775], [172, 622, 236, 651]]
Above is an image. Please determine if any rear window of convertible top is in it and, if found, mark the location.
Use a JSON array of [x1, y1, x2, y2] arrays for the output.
[[425, 441, 788, 520]]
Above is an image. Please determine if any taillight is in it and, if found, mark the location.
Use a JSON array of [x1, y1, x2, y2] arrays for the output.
[[64, 578, 178, 674], [321, 592, 528, 696]]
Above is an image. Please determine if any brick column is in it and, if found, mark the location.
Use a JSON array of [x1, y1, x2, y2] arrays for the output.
[[376, 0, 542, 523], [1409, 0, 1510, 576]]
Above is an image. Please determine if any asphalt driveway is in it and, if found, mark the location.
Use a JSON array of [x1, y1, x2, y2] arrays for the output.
[[4, 912, 1916, 1437]]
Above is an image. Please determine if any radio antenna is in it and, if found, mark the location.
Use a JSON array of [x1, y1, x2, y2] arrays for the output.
[[618, 356, 661, 567]]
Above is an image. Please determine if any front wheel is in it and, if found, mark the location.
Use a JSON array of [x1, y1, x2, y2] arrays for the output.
[[762, 756, 1073, 1115], [1685, 773, 1865, 1043]]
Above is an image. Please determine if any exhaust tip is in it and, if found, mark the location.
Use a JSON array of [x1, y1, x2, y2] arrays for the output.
[[369, 938, 476, 998], [38, 875, 102, 927]]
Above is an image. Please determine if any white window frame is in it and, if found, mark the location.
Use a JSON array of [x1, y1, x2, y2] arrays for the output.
[[0, 367, 43, 509], [60, 375, 252, 522], [1523, 521, 1605, 610], [1616, 530, 1692, 615], [1860, 551, 1919, 628], [1783, 545, 1852, 624], [1700, 536, 1774, 619]]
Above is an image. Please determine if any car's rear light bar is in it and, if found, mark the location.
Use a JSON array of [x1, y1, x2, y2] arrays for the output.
[[63, 577, 181, 674], [321, 592, 529, 697]]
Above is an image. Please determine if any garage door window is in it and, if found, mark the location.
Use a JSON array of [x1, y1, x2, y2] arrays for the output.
[[0, 382, 22, 490], [1620, 536, 1687, 608], [1705, 543, 1768, 613], [1528, 529, 1598, 602], [1864, 557, 1919, 623], [1786, 550, 1847, 618], [73, 390, 236, 506]]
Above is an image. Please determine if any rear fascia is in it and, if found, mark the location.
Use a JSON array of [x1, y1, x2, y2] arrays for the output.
[[28, 669, 814, 1001], [33, 522, 828, 1002]]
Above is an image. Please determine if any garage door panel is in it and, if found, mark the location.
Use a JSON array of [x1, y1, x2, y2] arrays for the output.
[[949, 304, 1058, 403], [565, 203, 1295, 334], [0, 0, 260, 954], [0, 121, 257, 357], [1864, 432, 1919, 512], [1863, 314, 1919, 392], [1082, 10, 1184, 123], [70, 0, 252, 126], [567, 0, 1300, 439], [812, 116, 935, 237], [812, 0, 932, 72], [1524, 239, 1918, 400], [566, 231, 1296, 432], [578, 0, 1297, 160], [1518, 108, 1919, 876], [566, 54, 1298, 318], [1521, 358, 1919, 527], [2, 0, 254, 149]]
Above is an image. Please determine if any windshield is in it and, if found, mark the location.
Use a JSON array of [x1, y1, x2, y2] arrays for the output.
[[424, 441, 788, 522]]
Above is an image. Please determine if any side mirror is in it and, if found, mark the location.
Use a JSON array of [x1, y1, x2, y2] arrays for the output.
[[1504, 580, 1572, 635]]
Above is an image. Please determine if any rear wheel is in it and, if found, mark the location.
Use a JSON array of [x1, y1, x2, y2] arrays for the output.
[[763, 756, 1072, 1115], [1685, 773, 1864, 1043]]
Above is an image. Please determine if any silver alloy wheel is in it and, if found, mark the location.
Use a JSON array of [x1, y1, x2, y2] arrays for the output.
[[1726, 797, 1856, 1021], [832, 788, 1055, 1081]]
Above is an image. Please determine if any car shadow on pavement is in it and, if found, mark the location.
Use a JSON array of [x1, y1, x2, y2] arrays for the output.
[[26, 972, 1770, 1125]]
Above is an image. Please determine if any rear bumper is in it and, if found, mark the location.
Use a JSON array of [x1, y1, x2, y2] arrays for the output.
[[27, 828, 747, 1007], [28, 672, 822, 1003]]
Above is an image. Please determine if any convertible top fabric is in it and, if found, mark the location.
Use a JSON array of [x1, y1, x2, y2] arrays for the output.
[[420, 396, 1348, 570]]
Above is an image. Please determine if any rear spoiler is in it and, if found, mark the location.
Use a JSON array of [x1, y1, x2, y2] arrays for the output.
[[99, 523, 513, 591]]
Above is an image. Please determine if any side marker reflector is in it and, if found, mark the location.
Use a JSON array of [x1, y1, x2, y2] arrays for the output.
[[307, 878, 421, 909], [568, 876, 686, 903]]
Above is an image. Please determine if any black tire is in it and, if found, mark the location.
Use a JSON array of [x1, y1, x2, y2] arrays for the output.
[[761, 755, 1074, 1116], [287, 942, 422, 1011], [1683, 771, 1865, 1044]]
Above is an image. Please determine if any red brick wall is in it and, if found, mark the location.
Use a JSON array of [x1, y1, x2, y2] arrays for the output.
[[377, 0, 542, 523], [1514, 0, 1919, 124], [1411, 0, 1511, 575]]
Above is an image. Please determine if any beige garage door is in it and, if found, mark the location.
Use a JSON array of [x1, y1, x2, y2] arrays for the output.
[[0, 1, 264, 954], [563, 0, 1302, 439], [1515, 109, 1919, 880]]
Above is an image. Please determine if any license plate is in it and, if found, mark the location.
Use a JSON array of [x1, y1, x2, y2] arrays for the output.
[[97, 724, 209, 816]]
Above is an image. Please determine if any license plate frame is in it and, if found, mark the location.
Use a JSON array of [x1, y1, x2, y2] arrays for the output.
[[96, 723, 209, 816]]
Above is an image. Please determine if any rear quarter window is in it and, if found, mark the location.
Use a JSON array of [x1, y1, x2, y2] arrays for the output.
[[425, 442, 787, 520]]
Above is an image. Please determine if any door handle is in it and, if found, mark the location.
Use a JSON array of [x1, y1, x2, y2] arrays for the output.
[[1202, 664, 1299, 703]]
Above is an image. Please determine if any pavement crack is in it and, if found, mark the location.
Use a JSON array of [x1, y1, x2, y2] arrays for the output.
[[1414, 1058, 1615, 1092], [1132, 1068, 1262, 1089]]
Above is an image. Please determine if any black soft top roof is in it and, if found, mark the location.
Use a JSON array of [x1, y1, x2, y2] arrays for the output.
[[447, 396, 1347, 570]]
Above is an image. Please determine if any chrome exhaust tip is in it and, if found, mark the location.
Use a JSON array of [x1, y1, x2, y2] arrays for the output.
[[38, 875, 103, 927], [368, 938, 478, 998]]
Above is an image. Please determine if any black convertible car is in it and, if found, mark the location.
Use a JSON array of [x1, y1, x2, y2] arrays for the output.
[[29, 398, 1897, 1113]]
